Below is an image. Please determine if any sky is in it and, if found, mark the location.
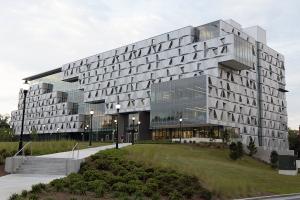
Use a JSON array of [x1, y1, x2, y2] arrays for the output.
[[0, 0, 299, 129]]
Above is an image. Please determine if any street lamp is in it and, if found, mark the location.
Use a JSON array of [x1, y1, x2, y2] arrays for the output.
[[115, 104, 121, 149], [89, 110, 94, 146], [56, 128, 60, 140], [85, 125, 89, 141], [138, 121, 141, 141], [18, 80, 29, 153], [132, 116, 135, 145], [179, 117, 183, 143], [81, 133, 84, 142]]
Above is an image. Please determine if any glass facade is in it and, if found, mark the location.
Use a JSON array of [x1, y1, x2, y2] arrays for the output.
[[234, 35, 255, 68], [197, 21, 220, 41], [30, 72, 79, 92], [150, 76, 207, 128]]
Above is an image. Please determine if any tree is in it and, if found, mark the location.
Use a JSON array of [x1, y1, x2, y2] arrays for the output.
[[229, 142, 239, 160], [229, 141, 244, 160], [270, 151, 279, 169], [247, 136, 257, 157], [0, 114, 10, 128], [31, 128, 38, 141], [288, 128, 300, 158], [0, 114, 12, 141], [221, 130, 230, 144], [237, 141, 244, 158]]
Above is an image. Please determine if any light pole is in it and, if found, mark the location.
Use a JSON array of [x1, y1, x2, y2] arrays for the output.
[[89, 110, 94, 146], [85, 125, 89, 142], [42, 125, 45, 140], [115, 104, 120, 149], [56, 128, 60, 140], [132, 116, 135, 145], [138, 121, 141, 141], [179, 117, 183, 143], [18, 81, 29, 153]]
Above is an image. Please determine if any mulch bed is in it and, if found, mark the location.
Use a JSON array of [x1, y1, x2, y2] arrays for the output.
[[0, 165, 8, 177]]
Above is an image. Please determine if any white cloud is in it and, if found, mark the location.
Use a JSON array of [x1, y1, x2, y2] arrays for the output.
[[0, 0, 299, 128]]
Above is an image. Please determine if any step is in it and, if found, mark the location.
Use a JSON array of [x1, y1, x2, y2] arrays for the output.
[[14, 157, 73, 175]]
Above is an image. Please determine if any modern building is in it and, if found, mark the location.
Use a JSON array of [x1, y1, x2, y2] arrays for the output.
[[11, 19, 289, 153]]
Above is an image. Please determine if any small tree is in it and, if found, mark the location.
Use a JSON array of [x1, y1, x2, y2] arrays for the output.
[[270, 151, 279, 169], [247, 136, 257, 157], [221, 130, 230, 144], [31, 128, 38, 141], [229, 141, 244, 160], [229, 142, 238, 160], [237, 141, 244, 158]]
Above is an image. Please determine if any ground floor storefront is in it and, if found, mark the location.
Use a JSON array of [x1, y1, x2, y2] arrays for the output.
[[151, 126, 240, 140]]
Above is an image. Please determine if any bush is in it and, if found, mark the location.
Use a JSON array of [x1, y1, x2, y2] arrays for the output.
[[112, 182, 128, 193], [18, 149, 211, 199], [50, 179, 65, 192], [87, 180, 108, 193], [237, 142, 244, 158], [69, 180, 88, 194], [229, 142, 243, 160], [270, 150, 279, 169], [83, 169, 102, 181], [169, 190, 184, 200], [8, 194, 20, 200], [21, 190, 28, 197], [247, 136, 257, 156], [31, 183, 46, 193], [28, 194, 38, 200], [229, 142, 238, 160]]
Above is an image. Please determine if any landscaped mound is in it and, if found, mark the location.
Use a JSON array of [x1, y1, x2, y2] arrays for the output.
[[9, 149, 212, 200]]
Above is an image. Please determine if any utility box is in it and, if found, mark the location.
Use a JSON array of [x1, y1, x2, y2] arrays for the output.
[[278, 155, 298, 176]]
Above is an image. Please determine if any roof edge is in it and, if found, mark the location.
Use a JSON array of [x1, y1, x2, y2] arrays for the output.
[[23, 67, 62, 81]]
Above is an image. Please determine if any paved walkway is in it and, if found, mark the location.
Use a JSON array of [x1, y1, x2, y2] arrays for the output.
[[0, 143, 131, 200], [237, 193, 300, 200]]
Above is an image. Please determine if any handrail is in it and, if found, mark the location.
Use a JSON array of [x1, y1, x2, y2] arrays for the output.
[[71, 143, 80, 159], [14, 142, 32, 157]]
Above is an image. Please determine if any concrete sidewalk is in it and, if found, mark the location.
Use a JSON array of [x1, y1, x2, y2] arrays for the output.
[[0, 143, 131, 200], [39, 143, 131, 159]]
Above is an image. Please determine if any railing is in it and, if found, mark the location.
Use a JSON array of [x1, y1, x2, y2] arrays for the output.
[[71, 143, 80, 159], [14, 142, 32, 157]]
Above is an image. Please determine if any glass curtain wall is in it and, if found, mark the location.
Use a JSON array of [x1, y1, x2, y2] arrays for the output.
[[150, 76, 207, 129]]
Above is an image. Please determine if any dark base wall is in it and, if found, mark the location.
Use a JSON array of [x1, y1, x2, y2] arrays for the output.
[[13, 131, 114, 142]]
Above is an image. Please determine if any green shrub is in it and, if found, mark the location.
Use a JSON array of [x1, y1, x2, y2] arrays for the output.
[[8, 194, 20, 200], [270, 150, 279, 169], [96, 159, 111, 170], [200, 189, 212, 200], [229, 142, 244, 160], [50, 179, 65, 192], [145, 178, 158, 191], [87, 179, 108, 192], [69, 180, 88, 194], [21, 190, 28, 197], [169, 190, 183, 200], [247, 136, 257, 156], [83, 169, 102, 181], [151, 193, 160, 200], [95, 186, 105, 198], [112, 182, 128, 193], [31, 183, 46, 193], [28, 194, 38, 200], [142, 185, 154, 197], [237, 142, 244, 158]]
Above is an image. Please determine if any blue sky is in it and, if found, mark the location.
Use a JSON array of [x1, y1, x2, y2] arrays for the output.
[[0, 0, 299, 129]]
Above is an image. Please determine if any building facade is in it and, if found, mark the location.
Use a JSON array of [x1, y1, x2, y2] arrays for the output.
[[11, 19, 289, 152]]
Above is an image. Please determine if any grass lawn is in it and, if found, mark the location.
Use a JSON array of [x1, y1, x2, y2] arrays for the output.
[[0, 140, 111, 156], [122, 144, 300, 199]]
